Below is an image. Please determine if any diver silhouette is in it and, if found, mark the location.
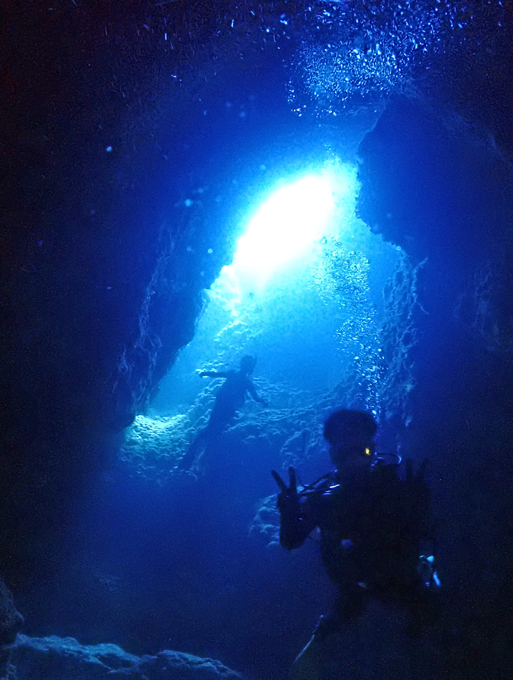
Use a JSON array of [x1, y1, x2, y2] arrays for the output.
[[179, 355, 267, 471], [272, 409, 440, 680]]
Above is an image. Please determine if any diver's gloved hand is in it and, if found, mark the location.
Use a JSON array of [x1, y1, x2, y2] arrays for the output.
[[272, 467, 300, 515]]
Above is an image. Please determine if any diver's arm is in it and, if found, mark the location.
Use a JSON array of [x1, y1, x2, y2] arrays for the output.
[[247, 381, 268, 406], [279, 496, 317, 550], [199, 370, 230, 378], [273, 468, 317, 550]]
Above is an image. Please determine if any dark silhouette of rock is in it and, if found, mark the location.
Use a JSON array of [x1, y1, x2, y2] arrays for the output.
[[7, 635, 248, 680], [0, 580, 23, 647], [0, 579, 24, 679]]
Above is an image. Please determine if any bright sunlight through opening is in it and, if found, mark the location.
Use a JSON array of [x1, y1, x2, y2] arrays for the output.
[[231, 173, 339, 287]]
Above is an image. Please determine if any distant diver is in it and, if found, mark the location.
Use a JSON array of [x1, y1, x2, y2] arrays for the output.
[[272, 408, 441, 679], [179, 354, 268, 471]]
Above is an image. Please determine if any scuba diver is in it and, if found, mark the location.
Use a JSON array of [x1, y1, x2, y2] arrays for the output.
[[179, 354, 268, 470], [272, 408, 440, 680]]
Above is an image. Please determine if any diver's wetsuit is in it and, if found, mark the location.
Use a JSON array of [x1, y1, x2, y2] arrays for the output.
[[204, 369, 264, 434], [179, 367, 266, 470], [279, 462, 430, 630]]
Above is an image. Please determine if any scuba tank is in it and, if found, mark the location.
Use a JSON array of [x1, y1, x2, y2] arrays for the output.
[[294, 453, 442, 592]]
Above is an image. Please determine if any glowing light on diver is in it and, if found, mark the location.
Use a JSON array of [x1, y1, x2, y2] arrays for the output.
[[232, 174, 337, 284]]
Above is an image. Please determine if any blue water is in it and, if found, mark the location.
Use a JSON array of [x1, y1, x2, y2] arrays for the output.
[[11, 1, 511, 679]]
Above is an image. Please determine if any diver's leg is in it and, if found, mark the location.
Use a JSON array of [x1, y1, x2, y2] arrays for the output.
[[289, 598, 360, 680], [207, 403, 235, 435], [338, 585, 367, 622], [289, 635, 322, 680], [330, 552, 368, 621], [178, 427, 208, 470], [405, 584, 441, 637], [289, 624, 329, 680]]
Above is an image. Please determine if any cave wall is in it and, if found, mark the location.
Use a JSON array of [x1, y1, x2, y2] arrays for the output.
[[358, 96, 513, 429], [0, 5, 203, 579], [0, 0, 306, 581], [2, 1, 513, 674], [357, 96, 513, 673], [0, 0, 375, 585]]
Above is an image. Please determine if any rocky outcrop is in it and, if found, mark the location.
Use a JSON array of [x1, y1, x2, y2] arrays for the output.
[[0, 581, 23, 648], [5, 635, 247, 680], [0, 581, 247, 680], [356, 95, 513, 679], [0, 580, 24, 679]]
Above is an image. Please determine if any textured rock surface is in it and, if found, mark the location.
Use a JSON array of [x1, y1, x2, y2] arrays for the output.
[[0, 581, 23, 647], [0, 580, 24, 680], [6, 635, 247, 680], [2, 3, 513, 679]]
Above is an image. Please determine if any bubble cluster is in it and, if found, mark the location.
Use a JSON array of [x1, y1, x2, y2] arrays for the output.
[[289, 0, 505, 114], [311, 238, 384, 414], [295, 38, 413, 110], [379, 254, 423, 426]]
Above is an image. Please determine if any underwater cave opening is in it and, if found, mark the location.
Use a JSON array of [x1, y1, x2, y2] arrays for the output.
[[105, 154, 416, 668], [231, 171, 339, 289], [123, 157, 405, 483]]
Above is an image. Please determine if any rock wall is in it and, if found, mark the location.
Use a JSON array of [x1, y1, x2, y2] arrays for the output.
[[357, 96, 513, 677], [3, 634, 247, 680], [0, 0, 299, 582]]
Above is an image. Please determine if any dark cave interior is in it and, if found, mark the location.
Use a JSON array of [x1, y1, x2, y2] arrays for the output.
[[1, 1, 513, 679]]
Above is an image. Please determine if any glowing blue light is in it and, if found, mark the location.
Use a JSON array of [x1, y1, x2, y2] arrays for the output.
[[231, 174, 338, 285]]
